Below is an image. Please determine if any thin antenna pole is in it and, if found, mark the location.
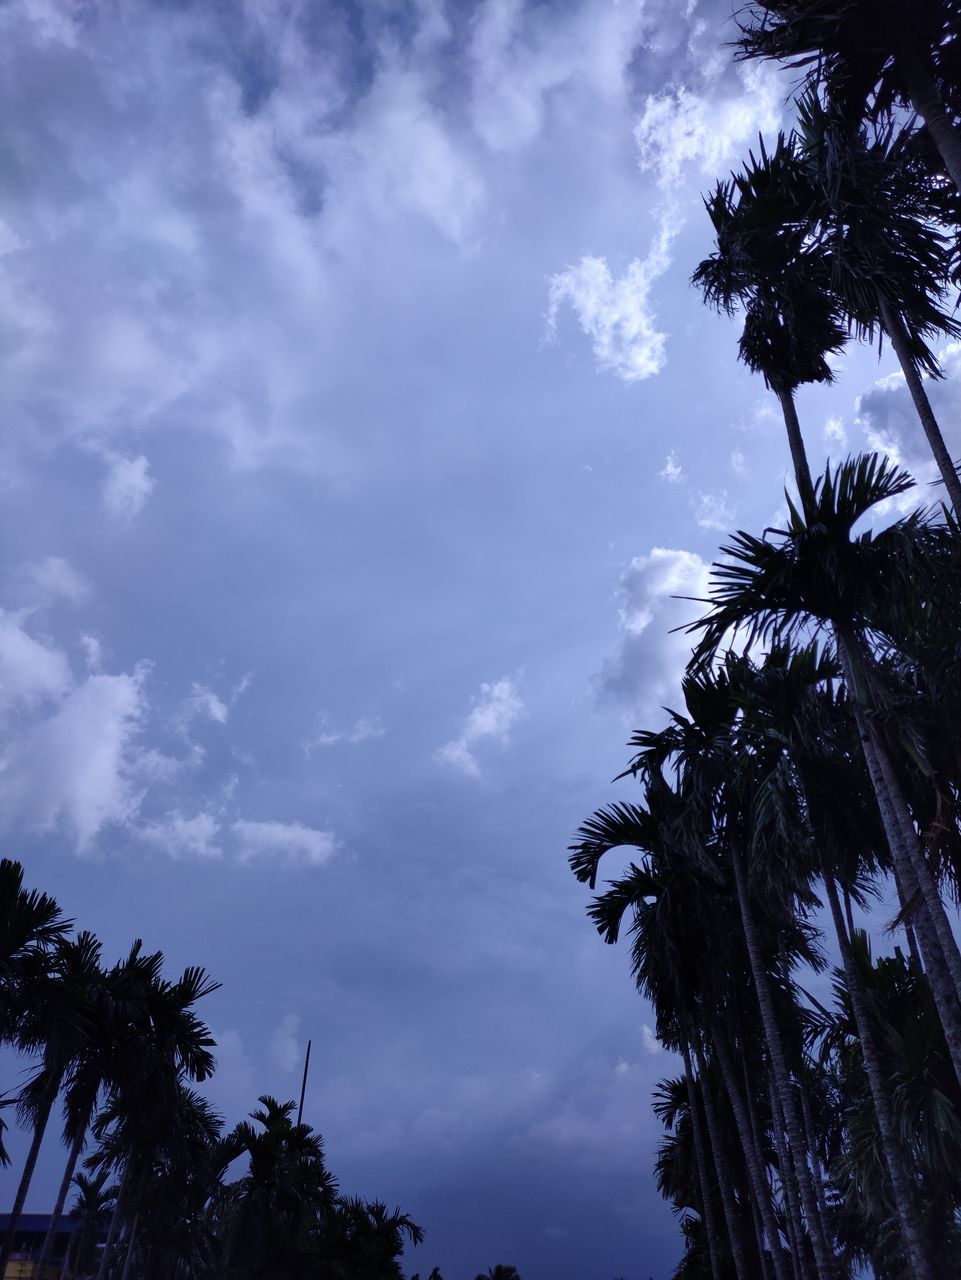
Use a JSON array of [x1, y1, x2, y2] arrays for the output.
[[297, 1038, 312, 1126]]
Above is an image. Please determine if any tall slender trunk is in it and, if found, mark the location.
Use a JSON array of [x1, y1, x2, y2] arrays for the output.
[[683, 1044, 725, 1280], [873, 736, 961, 1003], [776, 387, 816, 515], [0, 1073, 59, 1277], [729, 848, 836, 1280], [767, 1077, 809, 1280], [797, 1075, 828, 1233], [748, 1179, 778, 1280], [97, 1160, 134, 1280], [118, 1212, 139, 1280], [35, 1096, 96, 1280], [742, 1064, 778, 1280], [897, 45, 961, 196], [841, 888, 855, 942], [876, 297, 961, 512], [711, 1025, 793, 1280], [893, 868, 923, 971], [695, 1038, 763, 1280], [838, 638, 961, 1083], [820, 865, 934, 1280]]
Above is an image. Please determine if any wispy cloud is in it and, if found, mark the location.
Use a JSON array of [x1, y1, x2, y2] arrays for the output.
[[597, 547, 709, 718], [231, 819, 337, 867], [693, 489, 734, 532], [436, 676, 524, 779]]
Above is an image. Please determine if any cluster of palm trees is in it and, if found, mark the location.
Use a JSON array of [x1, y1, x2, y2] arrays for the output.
[[1, 858, 421, 1280], [570, 4, 961, 1279]]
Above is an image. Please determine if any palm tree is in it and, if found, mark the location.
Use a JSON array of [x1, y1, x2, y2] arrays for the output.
[[794, 92, 961, 510], [733, 1, 961, 194], [571, 788, 793, 1280], [728, 644, 936, 1279], [689, 455, 961, 1095], [0, 858, 70, 1041], [65, 1169, 116, 1280], [119, 1085, 224, 1280], [217, 1095, 338, 1280], [692, 136, 847, 515], [815, 938, 961, 1274], [0, 931, 104, 1279], [91, 949, 219, 1280], [34, 941, 176, 1280], [629, 669, 837, 1280]]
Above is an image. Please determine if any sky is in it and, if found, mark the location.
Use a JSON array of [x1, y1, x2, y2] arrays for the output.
[[1, 1, 959, 1277]]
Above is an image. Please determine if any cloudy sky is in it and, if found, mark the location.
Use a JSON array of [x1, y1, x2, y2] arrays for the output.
[[2, 1, 958, 1276]]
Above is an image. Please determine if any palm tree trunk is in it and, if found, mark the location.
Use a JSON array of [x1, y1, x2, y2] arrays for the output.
[[97, 1161, 134, 1280], [797, 1076, 828, 1233], [118, 1212, 139, 1280], [876, 297, 961, 512], [873, 736, 961, 1001], [694, 1039, 757, 1280], [893, 868, 923, 971], [841, 888, 855, 941], [741, 1074, 779, 1280], [747, 1181, 778, 1280], [896, 45, 961, 196], [711, 1025, 793, 1280], [766, 1077, 809, 1280], [35, 1099, 95, 1280], [838, 637, 961, 1082], [729, 847, 836, 1280], [683, 1043, 725, 1280], [776, 387, 816, 515], [0, 1073, 58, 1278], [821, 866, 934, 1280]]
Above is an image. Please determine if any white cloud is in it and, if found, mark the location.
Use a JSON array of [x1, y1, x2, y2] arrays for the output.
[[140, 811, 223, 859], [0, 612, 73, 714], [597, 547, 709, 716], [231, 819, 337, 867], [304, 713, 386, 752], [436, 676, 524, 779], [268, 1012, 303, 1075], [546, 222, 672, 383], [693, 489, 734, 531], [101, 452, 155, 520], [824, 416, 848, 448], [730, 448, 747, 476], [634, 62, 782, 190], [641, 1025, 662, 1055], [660, 451, 683, 483], [186, 684, 230, 726], [0, 665, 157, 851], [80, 634, 103, 671], [20, 556, 90, 608], [469, 0, 647, 152]]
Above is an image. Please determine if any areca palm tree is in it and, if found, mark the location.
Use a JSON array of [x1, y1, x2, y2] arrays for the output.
[[630, 670, 836, 1280], [66, 1169, 116, 1280], [793, 93, 961, 510], [689, 455, 961, 1097], [692, 136, 847, 515], [816, 937, 961, 1275], [0, 858, 70, 1041], [217, 1095, 338, 1280], [34, 941, 181, 1280], [734, 1, 961, 194], [0, 931, 104, 1279], [572, 785, 796, 1280], [90, 949, 219, 1280], [725, 645, 936, 1279]]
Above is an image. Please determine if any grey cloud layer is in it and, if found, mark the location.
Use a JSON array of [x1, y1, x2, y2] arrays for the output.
[[1, 2, 940, 1278]]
